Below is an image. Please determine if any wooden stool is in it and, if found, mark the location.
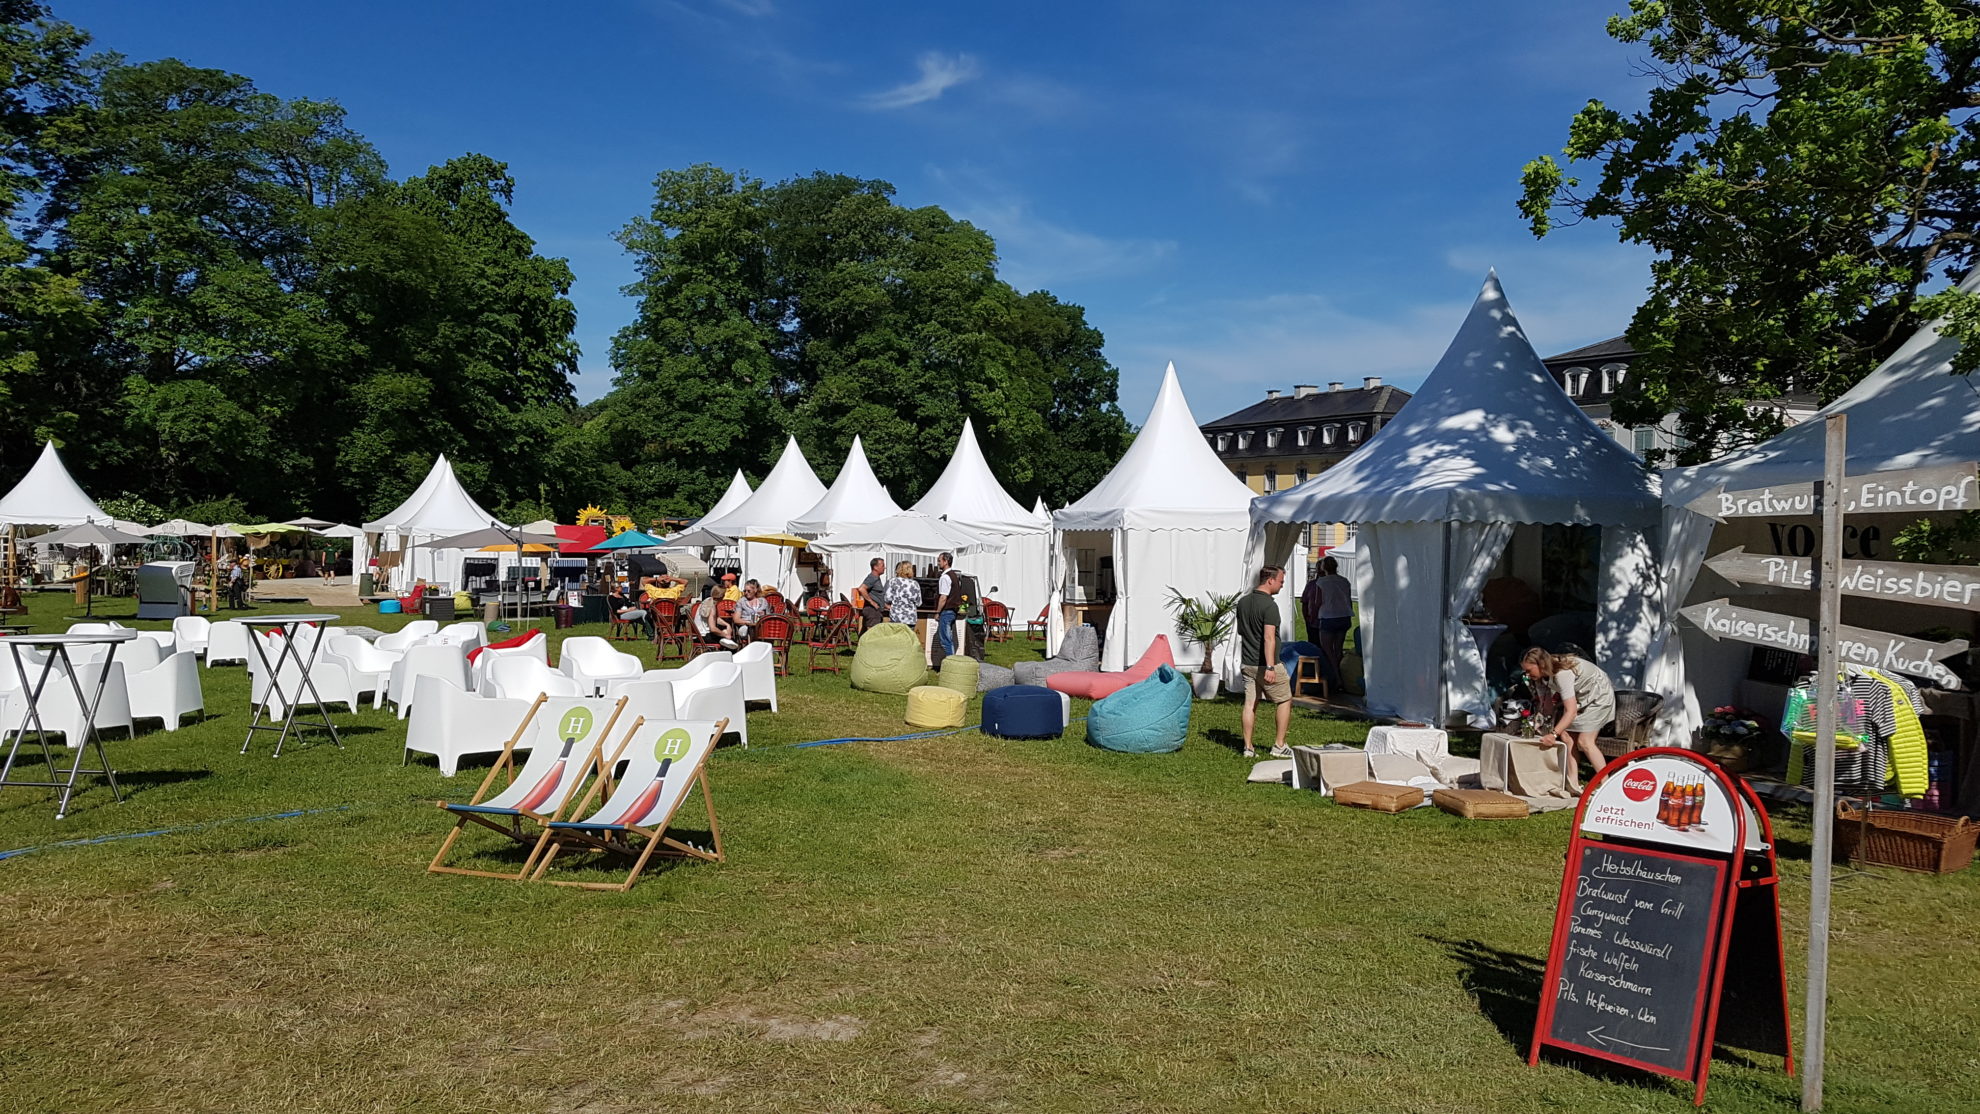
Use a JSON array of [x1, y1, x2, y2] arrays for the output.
[[1294, 655, 1328, 700]]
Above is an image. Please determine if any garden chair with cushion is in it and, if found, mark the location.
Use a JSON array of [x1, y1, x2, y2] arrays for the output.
[[428, 695, 630, 879], [1012, 623, 1100, 688], [529, 717, 726, 891]]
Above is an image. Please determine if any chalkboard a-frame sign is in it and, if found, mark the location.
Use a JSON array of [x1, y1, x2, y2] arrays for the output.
[[1529, 748, 1794, 1105]]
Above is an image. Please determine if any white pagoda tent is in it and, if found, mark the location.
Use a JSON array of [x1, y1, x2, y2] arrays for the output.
[[698, 436, 827, 596], [911, 418, 1053, 625], [791, 436, 903, 597], [0, 443, 105, 527], [1654, 265, 1980, 744], [693, 470, 754, 529], [1051, 364, 1256, 672], [360, 454, 507, 590], [1250, 273, 1661, 727]]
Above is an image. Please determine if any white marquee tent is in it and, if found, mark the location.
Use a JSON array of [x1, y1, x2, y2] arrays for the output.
[[1250, 273, 1661, 726], [360, 455, 507, 590], [911, 418, 1053, 624], [0, 443, 105, 527], [1051, 363, 1256, 672], [1653, 265, 1980, 744], [791, 435, 904, 600], [698, 436, 827, 596], [693, 470, 754, 529]]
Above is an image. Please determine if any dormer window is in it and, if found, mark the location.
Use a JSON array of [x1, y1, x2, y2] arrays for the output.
[[1347, 421, 1367, 443], [1216, 433, 1230, 452], [1297, 426, 1314, 447], [1266, 427, 1284, 449], [1600, 363, 1628, 393], [1322, 425, 1339, 445], [1563, 367, 1591, 396], [1237, 431, 1254, 450]]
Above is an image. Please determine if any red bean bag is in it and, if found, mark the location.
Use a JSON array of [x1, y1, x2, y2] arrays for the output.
[[1046, 635, 1175, 700]]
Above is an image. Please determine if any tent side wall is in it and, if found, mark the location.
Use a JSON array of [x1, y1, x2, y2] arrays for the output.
[[1056, 524, 1249, 673]]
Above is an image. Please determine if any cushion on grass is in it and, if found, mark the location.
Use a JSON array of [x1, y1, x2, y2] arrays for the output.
[[851, 621, 929, 695], [1047, 635, 1176, 700], [466, 627, 544, 665], [906, 685, 967, 729], [982, 685, 1065, 739], [937, 654, 979, 700], [1012, 624, 1100, 687], [378, 600, 401, 614], [1085, 664, 1191, 754]]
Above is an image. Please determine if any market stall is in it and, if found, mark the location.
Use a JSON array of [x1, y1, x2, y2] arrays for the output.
[[911, 418, 1053, 628]]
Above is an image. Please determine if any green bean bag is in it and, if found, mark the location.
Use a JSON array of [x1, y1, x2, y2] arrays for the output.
[[937, 654, 979, 700], [906, 685, 967, 728], [1086, 664, 1192, 754], [850, 621, 929, 695]]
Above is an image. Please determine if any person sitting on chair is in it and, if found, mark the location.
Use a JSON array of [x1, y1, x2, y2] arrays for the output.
[[641, 573, 686, 602], [731, 578, 769, 645]]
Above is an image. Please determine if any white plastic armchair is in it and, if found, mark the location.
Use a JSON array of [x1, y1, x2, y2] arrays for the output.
[[434, 621, 488, 651], [126, 651, 204, 731], [403, 675, 529, 776], [731, 640, 779, 712], [375, 629, 431, 654], [557, 636, 643, 696], [386, 643, 471, 720], [134, 630, 177, 658], [653, 650, 731, 687], [250, 636, 358, 721], [171, 615, 211, 657], [0, 659, 133, 743], [470, 632, 550, 693], [205, 621, 252, 667], [609, 677, 676, 723], [323, 634, 398, 709], [486, 656, 581, 702], [674, 662, 747, 748]]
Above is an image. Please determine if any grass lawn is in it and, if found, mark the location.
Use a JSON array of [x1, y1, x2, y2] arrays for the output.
[[0, 590, 1974, 1113]]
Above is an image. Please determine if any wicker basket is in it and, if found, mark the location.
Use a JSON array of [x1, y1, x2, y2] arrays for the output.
[[1836, 801, 1979, 874], [1595, 689, 1663, 759]]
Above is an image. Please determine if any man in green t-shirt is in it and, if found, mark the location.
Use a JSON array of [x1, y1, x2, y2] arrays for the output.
[[1236, 564, 1291, 758]]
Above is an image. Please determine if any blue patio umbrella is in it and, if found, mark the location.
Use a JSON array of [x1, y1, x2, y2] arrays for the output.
[[593, 529, 666, 551]]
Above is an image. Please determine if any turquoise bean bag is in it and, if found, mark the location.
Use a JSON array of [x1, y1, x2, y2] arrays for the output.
[[1085, 664, 1191, 754], [850, 621, 930, 695]]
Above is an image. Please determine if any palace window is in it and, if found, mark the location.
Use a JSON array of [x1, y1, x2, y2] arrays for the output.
[[1266, 427, 1284, 449], [1216, 433, 1230, 452], [1237, 431, 1254, 450], [1264, 467, 1278, 492], [1347, 421, 1367, 442], [1600, 363, 1628, 393], [1562, 367, 1591, 396], [1322, 425, 1339, 445], [1297, 426, 1314, 447]]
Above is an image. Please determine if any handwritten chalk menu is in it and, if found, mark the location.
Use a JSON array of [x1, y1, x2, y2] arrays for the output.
[[1543, 844, 1726, 1077]]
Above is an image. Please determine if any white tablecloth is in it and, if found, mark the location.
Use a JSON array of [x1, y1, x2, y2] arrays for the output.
[[1365, 726, 1449, 763]]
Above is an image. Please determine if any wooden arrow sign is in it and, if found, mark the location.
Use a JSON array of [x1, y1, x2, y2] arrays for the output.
[[1679, 599, 1968, 688], [1684, 462, 1980, 521], [1705, 546, 1980, 611]]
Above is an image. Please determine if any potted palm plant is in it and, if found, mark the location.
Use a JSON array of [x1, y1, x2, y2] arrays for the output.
[[1167, 587, 1240, 699]]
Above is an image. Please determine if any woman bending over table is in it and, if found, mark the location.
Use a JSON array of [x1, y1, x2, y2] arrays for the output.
[[1520, 646, 1615, 792]]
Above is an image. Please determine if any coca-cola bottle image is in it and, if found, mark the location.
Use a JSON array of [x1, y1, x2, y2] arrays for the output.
[[1657, 780, 1675, 826]]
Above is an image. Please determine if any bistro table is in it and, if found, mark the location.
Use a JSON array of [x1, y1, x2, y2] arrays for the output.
[[0, 629, 139, 819], [236, 613, 343, 757]]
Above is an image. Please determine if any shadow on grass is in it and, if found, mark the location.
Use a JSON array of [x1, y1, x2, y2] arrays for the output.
[[111, 768, 215, 794], [1434, 935, 1691, 1096], [1203, 728, 1249, 755]]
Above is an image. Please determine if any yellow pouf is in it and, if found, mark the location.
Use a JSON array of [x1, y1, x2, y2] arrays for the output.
[[906, 684, 967, 729]]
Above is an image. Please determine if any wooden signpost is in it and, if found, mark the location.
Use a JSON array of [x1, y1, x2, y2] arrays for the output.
[[1530, 749, 1793, 1105], [1677, 598, 1967, 689], [1683, 461, 1979, 521], [1705, 546, 1980, 611]]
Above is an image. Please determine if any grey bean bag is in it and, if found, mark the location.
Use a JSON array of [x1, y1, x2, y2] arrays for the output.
[[1013, 624, 1100, 688]]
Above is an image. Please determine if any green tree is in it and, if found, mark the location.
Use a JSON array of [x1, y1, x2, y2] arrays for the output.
[[598, 165, 1130, 514], [1520, 1, 1980, 462]]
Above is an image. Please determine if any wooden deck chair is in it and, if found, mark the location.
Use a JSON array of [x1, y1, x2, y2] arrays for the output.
[[427, 695, 630, 881], [527, 717, 727, 892]]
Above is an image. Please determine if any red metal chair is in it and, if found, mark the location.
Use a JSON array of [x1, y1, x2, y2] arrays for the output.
[[652, 599, 694, 663], [983, 599, 1011, 642], [1025, 606, 1048, 640], [806, 602, 855, 674], [756, 615, 794, 676], [765, 592, 788, 615]]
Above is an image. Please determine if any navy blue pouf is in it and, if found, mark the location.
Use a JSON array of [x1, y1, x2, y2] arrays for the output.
[[982, 685, 1065, 739]]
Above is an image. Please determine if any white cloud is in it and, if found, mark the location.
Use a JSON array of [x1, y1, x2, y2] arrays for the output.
[[927, 167, 1177, 290], [862, 52, 982, 110], [716, 0, 774, 15]]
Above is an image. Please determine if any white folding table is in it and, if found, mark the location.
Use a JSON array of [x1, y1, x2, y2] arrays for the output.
[[238, 614, 344, 757], [0, 629, 138, 819]]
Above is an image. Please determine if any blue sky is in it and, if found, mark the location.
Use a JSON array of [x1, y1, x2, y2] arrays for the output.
[[64, 0, 1655, 424]]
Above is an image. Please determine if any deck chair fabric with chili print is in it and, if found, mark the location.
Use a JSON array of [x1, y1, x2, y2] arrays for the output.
[[528, 717, 725, 891], [427, 695, 629, 881]]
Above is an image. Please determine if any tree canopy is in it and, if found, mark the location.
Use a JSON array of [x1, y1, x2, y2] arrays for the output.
[[1521, 0, 1980, 462], [593, 166, 1130, 517]]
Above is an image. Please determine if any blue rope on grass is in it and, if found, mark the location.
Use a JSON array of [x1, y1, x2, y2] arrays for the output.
[[0, 805, 349, 863]]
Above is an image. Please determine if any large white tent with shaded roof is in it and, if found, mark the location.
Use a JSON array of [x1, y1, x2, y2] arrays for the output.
[[0, 443, 105, 527], [1250, 272, 1661, 727], [692, 469, 754, 529], [791, 435, 904, 601], [698, 436, 827, 596], [1051, 363, 1256, 672], [360, 454, 507, 590], [911, 417, 1053, 624]]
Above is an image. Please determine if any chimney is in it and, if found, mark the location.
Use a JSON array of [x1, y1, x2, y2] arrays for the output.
[[1265, 389, 1281, 399], [1328, 381, 1343, 392], [1293, 384, 1319, 398], [1363, 376, 1382, 389]]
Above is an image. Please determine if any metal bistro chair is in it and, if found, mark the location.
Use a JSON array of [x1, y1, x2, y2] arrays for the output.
[[806, 602, 855, 674], [608, 600, 643, 642], [651, 599, 694, 663], [755, 615, 794, 676], [1025, 605, 1048, 640], [983, 599, 1011, 642]]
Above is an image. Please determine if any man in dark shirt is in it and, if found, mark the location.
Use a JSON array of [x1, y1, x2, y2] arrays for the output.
[[1236, 564, 1291, 758], [857, 557, 886, 632]]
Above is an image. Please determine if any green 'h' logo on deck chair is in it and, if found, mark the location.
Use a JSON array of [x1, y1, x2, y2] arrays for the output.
[[653, 728, 693, 762], [557, 706, 595, 742]]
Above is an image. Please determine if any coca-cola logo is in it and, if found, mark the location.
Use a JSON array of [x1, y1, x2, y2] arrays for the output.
[[1621, 768, 1658, 802]]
